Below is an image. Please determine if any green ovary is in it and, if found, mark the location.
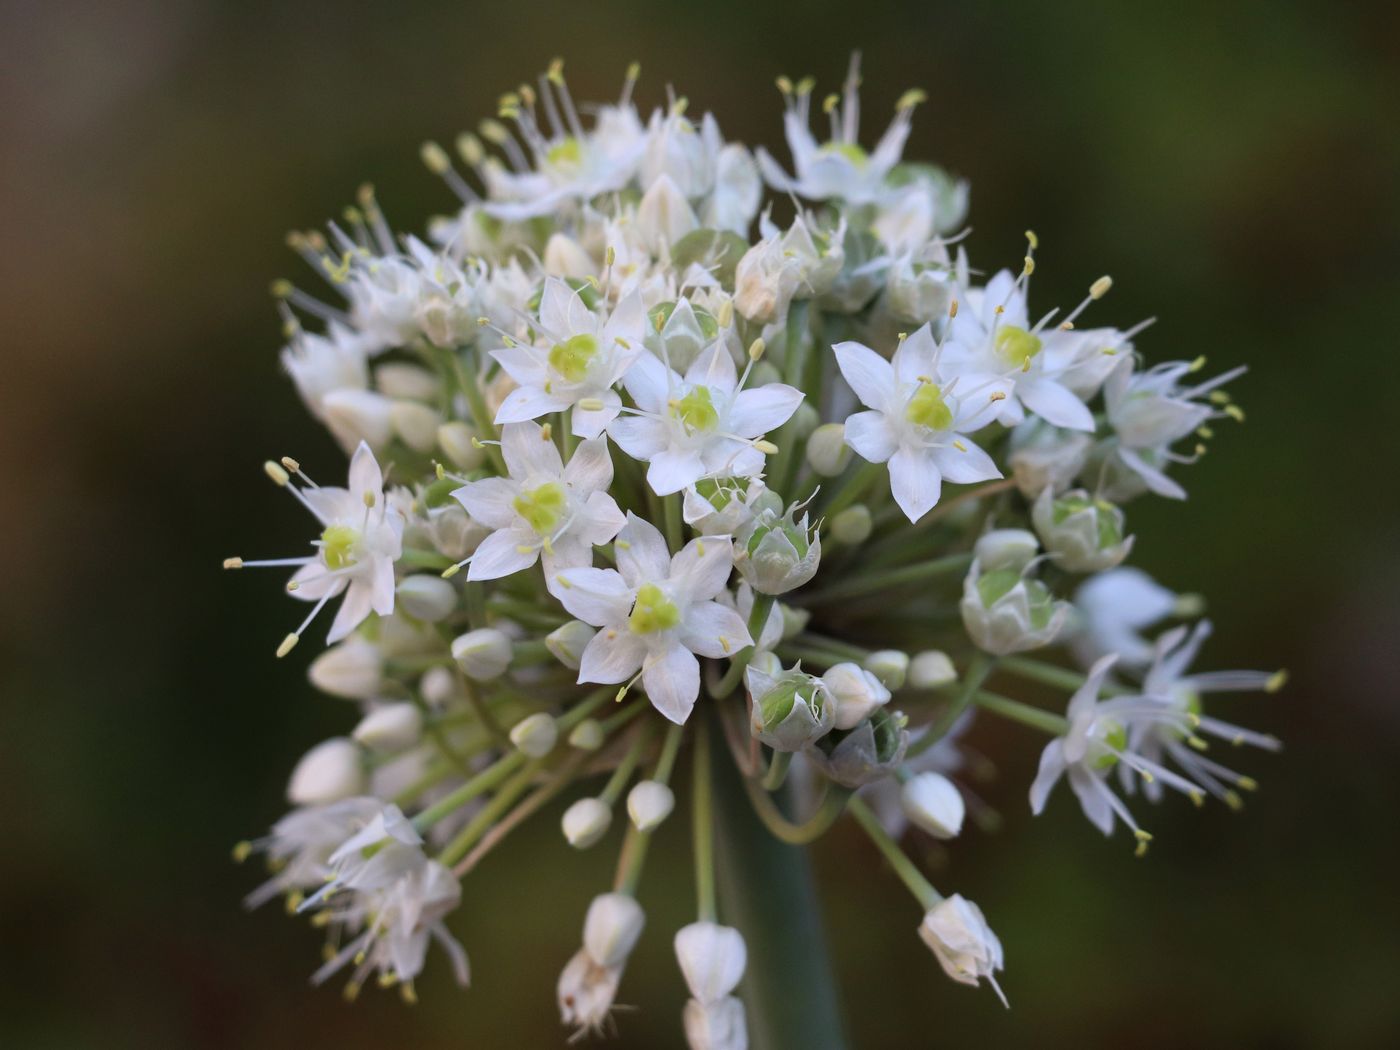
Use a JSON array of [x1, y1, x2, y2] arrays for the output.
[[672, 387, 720, 433], [821, 141, 868, 166], [995, 325, 1042, 369], [546, 137, 582, 169], [905, 381, 953, 431], [629, 583, 680, 634], [1092, 719, 1128, 770], [320, 524, 360, 569], [548, 333, 599, 384], [513, 482, 567, 535]]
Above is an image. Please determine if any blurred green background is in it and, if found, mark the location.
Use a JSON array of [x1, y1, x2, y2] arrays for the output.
[[2, 0, 1397, 1046]]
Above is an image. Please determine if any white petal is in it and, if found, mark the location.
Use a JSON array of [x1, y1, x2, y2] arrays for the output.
[[578, 629, 647, 685], [489, 345, 545, 387], [1018, 377, 1095, 431], [889, 445, 943, 522], [454, 476, 518, 529], [843, 410, 899, 463], [327, 580, 374, 642], [891, 325, 938, 384], [684, 342, 738, 396], [577, 491, 627, 546], [562, 437, 614, 493], [833, 341, 896, 409], [615, 513, 672, 584], [607, 416, 670, 461], [494, 385, 571, 426], [931, 438, 1001, 485], [369, 555, 396, 615], [347, 442, 383, 505], [1118, 448, 1186, 500], [643, 643, 701, 724], [670, 535, 736, 603], [550, 567, 634, 626], [500, 421, 564, 480], [466, 529, 539, 581], [679, 601, 752, 659], [1029, 741, 1066, 815], [621, 351, 674, 412], [570, 390, 621, 440], [727, 384, 804, 436], [647, 449, 706, 496], [1067, 766, 1116, 835]]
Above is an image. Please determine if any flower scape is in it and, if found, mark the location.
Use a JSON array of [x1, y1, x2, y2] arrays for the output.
[[228, 54, 1285, 1046]]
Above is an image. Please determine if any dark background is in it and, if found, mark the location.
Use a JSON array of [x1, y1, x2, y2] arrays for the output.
[[2, 1, 1398, 1046]]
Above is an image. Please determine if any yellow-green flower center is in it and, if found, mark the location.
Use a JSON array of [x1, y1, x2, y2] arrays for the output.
[[546, 137, 583, 169], [821, 141, 868, 166], [629, 583, 680, 634], [994, 325, 1042, 369], [547, 333, 599, 384], [672, 387, 720, 434], [1092, 719, 1128, 770], [513, 481, 567, 536], [905, 381, 953, 431], [320, 524, 360, 569]]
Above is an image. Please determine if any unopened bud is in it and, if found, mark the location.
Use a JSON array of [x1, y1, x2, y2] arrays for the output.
[[865, 649, 910, 690], [822, 663, 892, 730], [583, 893, 646, 968], [390, 400, 444, 454], [562, 797, 612, 848], [396, 574, 458, 622], [674, 922, 747, 1003], [901, 772, 966, 839], [909, 650, 957, 689], [626, 780, 676, 832], [973, 528, 1039, 573], [568, 718, 605, 751], [286, 738, 365, 805], [789, 401, 820, 441], [829, 504, 873, 545], [805, 423, 851, 476], [547, 620, 597, 670], [308, 638, 383, 700], [451, 628, 513, 680], [510, 712, 559, 757], [352, 703, 423, 753], [437, 421, 486, 470]]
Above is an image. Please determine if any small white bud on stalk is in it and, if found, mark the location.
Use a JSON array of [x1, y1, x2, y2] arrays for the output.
[[974, 529, 1039, 573], [675, 922, 747, 1004], [286, 738, 365, 805], [562, 797, 613, 849], [829, 504, 873, 545], [822, 662, 892, 730], [352, 702, 423, 753], [543, 232, 594, 278], [805, 423, 851, 476], [901, 772, 966, 839], [683, 996, 748, 1050], [918, 895, 1007, 1005], [546, 620, 597, 670], [510, 713, 559, 757], [307, 638, 383, 700], [909, 650, 957, 689], [626, 780, 676, 832], [437, 421, 486, 470], [396, 574, 458, 622], [583, 893, 646, 967], [865, 649, 910, 690], [374, 362, 440, 400], [321, 389, 393, 451], [451, 628, 513, 680], [568, 718, 606, 751]]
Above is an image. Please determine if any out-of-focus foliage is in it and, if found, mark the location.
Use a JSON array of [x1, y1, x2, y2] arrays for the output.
[[0, 1, 1395, 1046]]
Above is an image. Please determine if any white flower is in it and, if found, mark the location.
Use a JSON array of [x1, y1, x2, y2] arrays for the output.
[[675, 922, 747, 1003], [733, 232, 803, 324], [559, 893, 645, 1037], [1031, 487, 1134, 573], [745, 661, 835, 751], [281, 322, 371, 423], [756, 55, 918, 206], [1029, 655, 1206, 845], [822, 662, 892, 730], [451, 421, 625, 580], [918, 894, 1006, 1004], [960, 555, 1071, 655], [344, 255, 422, 352], [940, 269, 1096, 432], [553, 514, 751, 723], [834, 325, 1007, 522], [1071, 567, 1180, 670], [240, 796, 383, 909], [1008, 420, 1092, 499], [609, 343, 802, 496], [900, 771, 966, 839], [733, 502, 821, 595], [491, 280, 646, 438], [230, 443, 403, 653]]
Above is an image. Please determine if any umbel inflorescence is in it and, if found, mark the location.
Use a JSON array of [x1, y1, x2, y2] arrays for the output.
[[229, 55, 1283, 1045]]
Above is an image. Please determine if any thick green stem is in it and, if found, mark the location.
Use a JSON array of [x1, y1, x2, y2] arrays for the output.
[[795, 552, 972, 606], [973, 689, 1070, 735], [711, 712, 848, 1050]]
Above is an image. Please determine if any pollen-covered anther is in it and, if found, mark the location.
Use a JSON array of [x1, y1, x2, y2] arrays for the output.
[[223, 557, 244, 570], [1089, 275, 1113, 299], [264, 461, 290, 486], [1266, 669, 1288, 693], [276, 633, 300, 659]]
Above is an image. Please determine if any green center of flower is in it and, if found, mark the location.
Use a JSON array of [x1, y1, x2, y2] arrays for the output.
[[320, 524, 360, 569], [629, 583, 680, 634], [760, 678, 820, 726], [1052, 496, 1125, 549], [547, 333, 599, 384], [821, 141, 868, 166], [672, 387, 720, 434], [976, 570, 1056, 629], [1091, 719, 1128, 769], [546, 137, 583, 169], [905, 381, 954, 431], [994, 325, 1042, 369], [513, 481, 567, 535]]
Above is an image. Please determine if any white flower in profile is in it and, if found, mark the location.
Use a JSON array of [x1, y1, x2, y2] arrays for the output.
[[640, 108, 761, 233], [918, 894, 1006, 1005], [940, 269, 1096, 432], [1029, 654, 1207, 850], [492, 279, 646, 438], [450, 421, 624, 581], [1071, 567, 1181, 670], [834, 325, 1008, 522], [1124, 621, 1282, 806], [305, 805, 469, 995], [227, 443, 403, 655], [558, 892, 646, 1037], [609, 343, 803, 496], [552, 514, 752, 723], [280, 321, 371, 424], [239, 796, 383, 910], [344, 253, 423, 353], [756, 53, 920, 206]]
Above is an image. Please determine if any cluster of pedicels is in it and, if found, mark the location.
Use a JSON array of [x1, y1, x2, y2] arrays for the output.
[[229, 55, 1282, 1047]]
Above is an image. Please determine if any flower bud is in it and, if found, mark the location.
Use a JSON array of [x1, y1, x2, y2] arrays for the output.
[[322, 389, 393, 451], [683, 996, 748, 1050], [805, 423, 851, 477], [675, 922, 747, 1003], [901, 772, 965, 839], [886, 256, 955, 324], [627, 780, 676, 832], [510, 712, 559, 757], [451, 628, 512, 680], [637, 174, 700, 253], [562, 797, 613, 849], [1009, 422, 1091, 499], [960, 558, 1070, 655], [734, 506, 821, 595], [390, 400, 444, 454], [308, 637, 383, 700], [918, 894, 1006, 1003], [1031, 487, 1134, 573], [909, 650, 957, 690], [352, 702, 423, 753], [822, 662, 892, 730], [734, 237, 801, 324], [546, 620, 597, 670], [748, 650, 783, 676], [684, 477, 764, 537], [426, 503, 489, 562], [745, 663, 834, 751], [583, 892, 646, 967], [286, 737, 365, 805], [829, 504, 872, 545], [420, 664, 457, 706], [973, 529, 1039, 573], [396, 574, 458, 622], [543, 232, 594, 278], [437, 421, 486, 471], [568, 718, 605, 751], [789, 401, 820, 441], [807, 707, 909, 788], [865, 649, 910, 690], [778, 602, 810, 641], [647, 298, 719, 374], [374, 362, 439, 401]]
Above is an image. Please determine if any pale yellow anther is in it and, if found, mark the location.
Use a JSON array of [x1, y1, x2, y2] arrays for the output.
[[994, 304, 1005, 315], [1189, 355, 1207, 372], [223, 557, 244, 570], [578, 397, 605, 411], [776, 76, 793, 95], [754, 439, 779, 455], [1237, 775, 1259, 792], [1140, 769, 1155, 784], [441, 564, 461, 579], [362, 491, 376, 508], [606, 246, 616, 267], [519, 83, 536, 107], [265, 461, 290, 486], [479, 119, 509, 144], [547, 58, 565, 86], [718, 300, 734, 327], [270, 278, 293, 298], [1023, 255, 1035, 276], [1224, 790, 1244, 811], [231, 840, 253, 863], [1197, 425, 1215, 439], [989, 391, 1007, 403], [342, 982, 361, 1003], [895, 87, 927, 110], [795, 76, 816, 96], [400, 982, 418, 1005], [1223, 404, 1246, 423], [310, 910, 333, 928], [720, 636, 731, 654], [540, 422, 553, 442], [627, 61, 641, 82], [671, 96, 689, 116], [1266, 669, 1288, 693], [1061, 321, 1076, 330], [1089, 275, 1113, 299], [949, 300, 959, 318], [749, 338, 766, 361], [1189, 790, 1205, 808], [276, 633, 300, 659], [457, 133, 484, 166], [1188, 735, 1209, 751], [823, 93, 840, 114], [1025, 229, 1039, 250], [953, 440, 968, 452], [420, 141, 450, 174], [616, 540, 631, 550], [286, 580, 300, 593]]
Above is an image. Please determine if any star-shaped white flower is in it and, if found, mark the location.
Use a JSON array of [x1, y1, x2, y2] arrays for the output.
[[492, 279, 646, 439], [552, 514, 752, 723], [834, 325, 1008, 522], [451, 421, 624, 581], [608, 342, 803, 496]]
